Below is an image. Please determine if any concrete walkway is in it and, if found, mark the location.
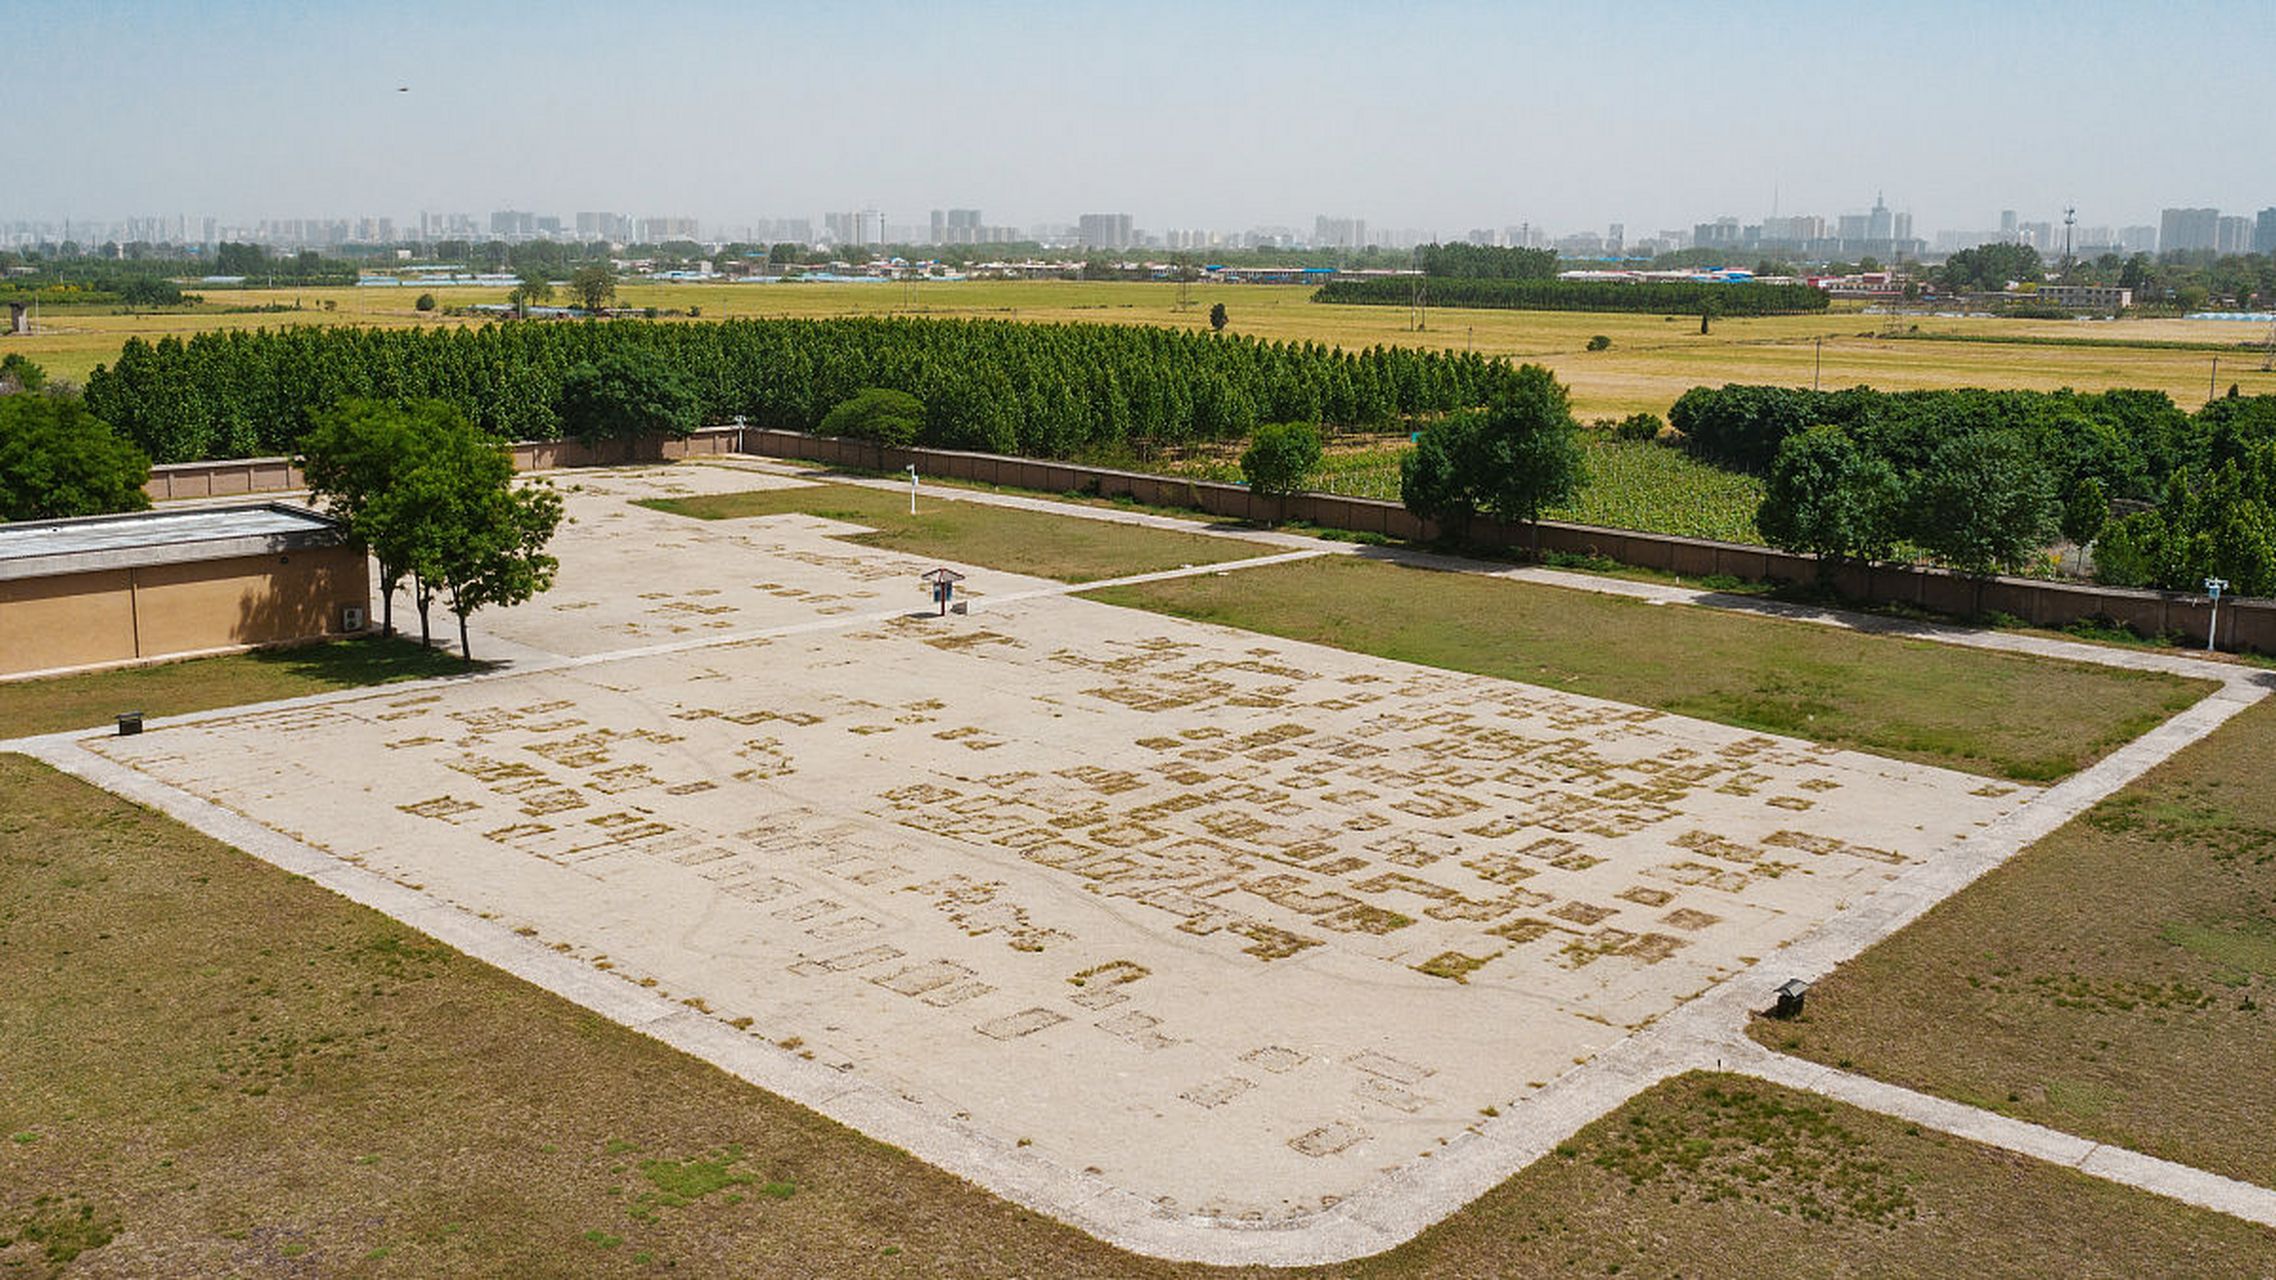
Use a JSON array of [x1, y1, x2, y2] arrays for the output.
[[15, 459, 2272, 1263], [1733, 1044, 2276, 1230]]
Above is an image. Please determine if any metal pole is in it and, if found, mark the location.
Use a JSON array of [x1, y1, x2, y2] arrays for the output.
[[1814, 336, 1822, 391], [907, 464, 917, 515]]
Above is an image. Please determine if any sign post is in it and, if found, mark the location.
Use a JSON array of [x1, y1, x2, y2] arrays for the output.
[[920, 567, 965, 617], [2206, 577, 2229, 652]]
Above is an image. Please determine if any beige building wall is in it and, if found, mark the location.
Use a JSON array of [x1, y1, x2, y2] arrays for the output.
[[0, 569, 140, 675], [0, 545, 370, 678]]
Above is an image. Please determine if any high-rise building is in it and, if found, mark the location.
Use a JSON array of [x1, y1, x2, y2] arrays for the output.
[[1607, 223, 1624, 255], [2216, 215, 2254, 254], [2159, 207, 2220, 253], [1313, 215, 1367, 250], [2000, 210, 2019, 237], [1694, 217, 1741, 246], [1078, 213, 1134, 250], [637, 217, 700, 242], [1762, 214, 1825, 242], [929, 208, 985, 244], [2257, 208, 2276, 255], [576, 211, 632, 241], [2120, 225, 2159, 253], [855, 208, 886, 246], [490, 209, 537, 239], [1866, 193, 1894, 242]]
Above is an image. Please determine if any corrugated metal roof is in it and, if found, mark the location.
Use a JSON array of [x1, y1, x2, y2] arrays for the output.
[[0, 504, 341, 563]]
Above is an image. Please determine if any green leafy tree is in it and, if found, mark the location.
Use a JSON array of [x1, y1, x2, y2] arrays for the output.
[[368, 422, 562, 660], [1757, 424, 1900, 582], [1240, 421, 1323, 518], [1907, 430, 2059, 600], [0, 352, 45, 393], [556, 354, 700, 450], [821, 387, 924, 468], [116, 276, 182, 308], [511, 269, 553, 317], [2095, 448, 2276, 600], [1939, 242, 2046, 292], [431, 477, 563, 662], [301, 399, 460, 638], [1208, 302, 1228, 332], [0, 394, 151, 521], [1399, 410, 1481, 541], [1469, 364, 1586, 555], [414, 292, 437, 312], [569, 264, 617, 313], [2059, 476, 2109, 573]]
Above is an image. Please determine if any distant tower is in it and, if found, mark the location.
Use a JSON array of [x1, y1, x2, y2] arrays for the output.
[[2062, 206, 2077, 274]]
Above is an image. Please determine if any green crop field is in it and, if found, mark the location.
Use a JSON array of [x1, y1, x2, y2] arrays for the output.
[[10, 279, 2273, 419], [6, 751, 2268, 1276], [1083, 555, 2211, 782], [1139, 433, 1767, 543], [1755, 697, 2276, 1188]]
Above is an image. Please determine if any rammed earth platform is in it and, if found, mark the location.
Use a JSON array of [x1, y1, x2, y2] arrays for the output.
[[63, 468, 2034, 1231]]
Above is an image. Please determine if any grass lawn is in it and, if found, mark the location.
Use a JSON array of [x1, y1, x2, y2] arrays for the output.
[[3, 752, 2268, 1277], [1751, 697, 2276, 1188], [1083, 555, 2210, 782], [0, 637, 471, 739], [639, 481, 1275, 583]]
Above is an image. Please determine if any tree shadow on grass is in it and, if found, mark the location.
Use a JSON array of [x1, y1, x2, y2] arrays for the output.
[[238, 634, 495, 689]]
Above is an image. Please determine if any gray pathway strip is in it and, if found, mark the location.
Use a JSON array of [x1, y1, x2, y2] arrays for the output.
[[1734, 1048, 2276, 1230]]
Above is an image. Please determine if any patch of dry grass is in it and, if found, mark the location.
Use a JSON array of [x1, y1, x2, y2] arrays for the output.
[[1753, 696, 2276, 1187]]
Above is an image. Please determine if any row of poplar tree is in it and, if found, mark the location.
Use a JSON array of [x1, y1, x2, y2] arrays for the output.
[[82, 317, 1520, 465]]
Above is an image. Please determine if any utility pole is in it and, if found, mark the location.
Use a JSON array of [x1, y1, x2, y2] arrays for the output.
[[1813, 335, 1823, 391]]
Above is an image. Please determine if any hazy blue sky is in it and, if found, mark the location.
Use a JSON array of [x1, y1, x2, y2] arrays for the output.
[[9, 0, 2271, 235]]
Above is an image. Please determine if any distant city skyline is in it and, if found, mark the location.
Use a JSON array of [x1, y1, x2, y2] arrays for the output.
[[12, 196, 2274, 262], [10, 1, 2274, 240]]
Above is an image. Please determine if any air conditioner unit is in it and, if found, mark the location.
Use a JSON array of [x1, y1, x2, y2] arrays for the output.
[[341, 605, 367, 633]]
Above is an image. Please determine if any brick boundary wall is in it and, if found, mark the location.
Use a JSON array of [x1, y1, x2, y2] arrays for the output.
[[139, 425, 2275, 653], [739, 428, 2276, 655], [141, 427, 745, 502]]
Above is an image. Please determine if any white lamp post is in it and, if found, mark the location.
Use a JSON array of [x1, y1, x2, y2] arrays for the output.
[[906, 464, 918, 515], [2205, 577, 2229, 652]]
